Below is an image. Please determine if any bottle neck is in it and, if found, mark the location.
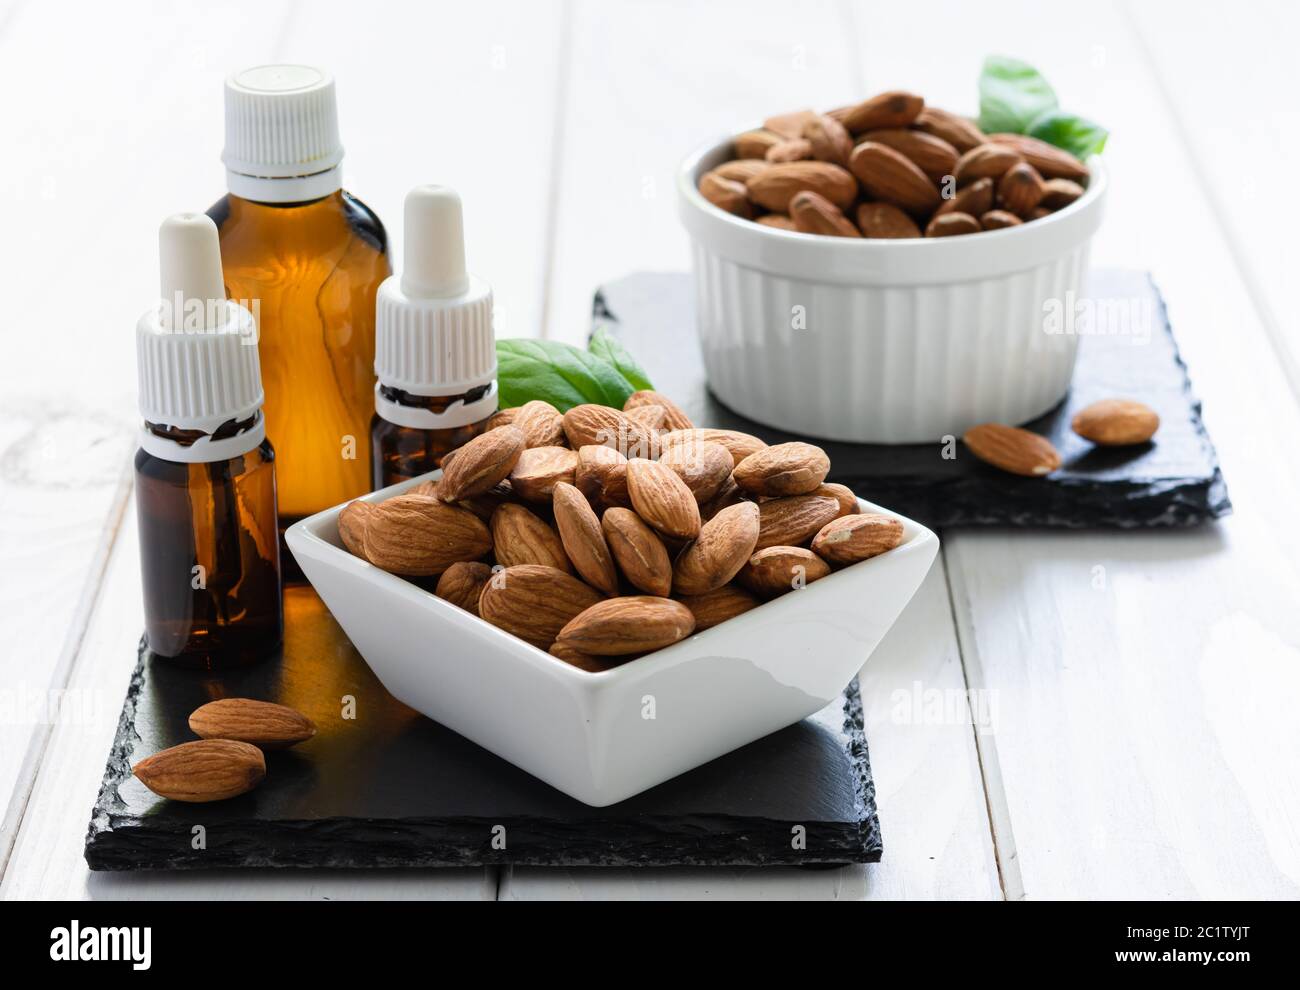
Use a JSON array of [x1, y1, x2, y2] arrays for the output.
[[374, 381, 498, 431], [140, 413, 266, 464], [226, 166, 342, 205]]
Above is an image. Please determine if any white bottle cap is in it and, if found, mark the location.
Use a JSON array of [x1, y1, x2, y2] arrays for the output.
[[137, 214, 265, 464], [222, 64, 344, 203], [374, 186, 497, 430]]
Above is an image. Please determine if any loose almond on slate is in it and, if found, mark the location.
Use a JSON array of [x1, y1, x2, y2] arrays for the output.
[[733, 441, 831, 497], [963, 423, 1062, 477], [552, 482, 620, 596], [189, 699, 316, 749], [557, 597, 696, 656], [491, 502, 572, 572], [478, 564, 604, 651], [673, 501, 761, 596], [362, 494, 492, 576], [435, 561, 494, 615], [1071, 399, 1160, 446], [740, 546, 832, 597], [437, 425, 526, 501], [812, 513, 904, 565], [627, 459, 702, 540], [132, 739, 266, 803], [601, 507, 673, 597]]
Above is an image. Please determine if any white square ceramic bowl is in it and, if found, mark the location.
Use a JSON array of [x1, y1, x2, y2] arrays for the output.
[[287, 474, 938, 806]]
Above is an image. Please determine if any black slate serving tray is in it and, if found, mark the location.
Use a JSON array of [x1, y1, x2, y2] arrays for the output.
[[85, 586, 881, 870], [595, 268, 1230, 528]]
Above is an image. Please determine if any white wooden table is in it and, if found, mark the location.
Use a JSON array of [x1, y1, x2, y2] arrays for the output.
[[2, 0, 1298, 901]]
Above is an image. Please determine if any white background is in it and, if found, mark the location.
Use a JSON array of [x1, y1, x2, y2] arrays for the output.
[[1, 0, 1298, 900]]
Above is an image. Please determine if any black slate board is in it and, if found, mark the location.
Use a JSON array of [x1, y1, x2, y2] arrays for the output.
[[594, 269, 1230, 529], [85, 586, 880, 870]]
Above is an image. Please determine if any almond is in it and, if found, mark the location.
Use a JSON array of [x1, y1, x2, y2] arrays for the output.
[[437, 425, 526, 501], [790, 190, 861, 237], [963, 423, 1061, 477], [757, 214, 798, 231], [802, 113, 853, 167], [699, 172, 753, 219], [561, 404, 659, 459], [457, 480, 513, 522], [574, 444, 630, 509], [912, 107, 986, 153], [485, 407, 518, 431], [338, 499, 374, 560], [740, 545, 831, 597], [363, 494, 491, 576], [1040, 177, 1086, 210], [734, 129, 782, 159], [132, 739, 266, 803], [732, 441, 830, 496], [552, 482, 620, 595], [997, 162, 1046, 218], [986, 133, 1089, 181], [624, 403, 666, 430], [556, 596, 696, 656], [478, 564, 605, 650], [491, 502, 571, 572], [756, 493, 842, 550], [746, 161, 858, 212], [512, 400, 567, 448], [856, 202, 922, 239], [508, 445, 578, 502], [837, 90, 924, 134], [672, 501, 761, 595], [658, 439, 733, 504], [764, 108, 818, 140], [408, 478, 440, 498], [626, 459, 702, 539], [699, 474, 746, 521], [811, 513, 904, 565], [980, 209, 1022, 230], [848, 142, 940, 217], [661, 428, 767, 467], [435, 560, 494, 615], [624, 389, 694, 431], [1071, 399, 1159, 446], [601, 507, 673, 596], [548, 641, 630, 673], [765, 138, 813, 163], [708, 160, 770, 184], [860, 128, 959, 185], [814, 482, 859, 517], [954, 143, 1023, 186], [188, 699, 316, 749], [676, 585, 761, 631], [925, 212, 981, 237], [933, 177, 994, 219]]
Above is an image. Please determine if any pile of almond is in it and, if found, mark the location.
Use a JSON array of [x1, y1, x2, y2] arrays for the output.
[[698, 92, 1090, 238], [338, 391, 905, 671]]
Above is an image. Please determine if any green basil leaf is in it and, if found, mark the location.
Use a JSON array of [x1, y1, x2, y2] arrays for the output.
[[1026, 109, 1108, 159], [978, 55, 1058, 134], [496, 338, 636, 412], [588, 324, 654, 392]]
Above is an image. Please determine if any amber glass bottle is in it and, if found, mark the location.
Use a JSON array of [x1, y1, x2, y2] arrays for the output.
[[213, 65, 390, 542], [371, 186, 498, 490]]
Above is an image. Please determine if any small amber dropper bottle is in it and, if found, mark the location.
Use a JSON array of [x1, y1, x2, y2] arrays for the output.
[[135, 214, 282, 670], [371, 186, 498, 488]]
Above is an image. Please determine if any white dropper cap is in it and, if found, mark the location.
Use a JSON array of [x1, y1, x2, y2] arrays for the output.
[[137, 214, 265, 463], [374, 186, 497, 430]]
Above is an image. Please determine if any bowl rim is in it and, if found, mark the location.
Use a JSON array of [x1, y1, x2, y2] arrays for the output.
[[286, 470, 940, 686]]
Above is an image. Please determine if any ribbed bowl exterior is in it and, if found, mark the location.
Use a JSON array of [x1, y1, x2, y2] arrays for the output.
[[678, 138, 1108, 444]]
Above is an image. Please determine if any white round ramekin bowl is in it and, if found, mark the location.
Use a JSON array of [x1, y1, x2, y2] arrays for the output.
[[676, 138, 1108, 444]]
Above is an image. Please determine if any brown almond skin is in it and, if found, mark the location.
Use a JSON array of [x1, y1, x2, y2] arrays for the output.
[[478, 564, 605, 651], [658, 439, 733, 504], [552, 482, 620, 596], [764, 108, 818, 140], [132, 739, 266, 803], [926, 212, 981, 237], [734, 129, 782, 159], [812, 513, 905, 565], [189, 699, 317, 749], [491, 502, 572, 572], [912, 107, 986, 153], [860, 128, 959, 186], [802, 113, 854, 167], [981, 209, 1023, 230], [838, 90, 924, 134], [485, 407, 518, 431], [790, 190, 861, 238], [624, 403, 666, 430], [756, 494, 842, 550], [435, 560, 494, 615], [740, 546, 832, 597], [934, 177, 994, 219], [338, 499, 374, 560], [746, 161, 858, 212], [699, 172, 753, 218], [362, 494, 492, 577], [1071, 399, 1159, 446], [699, 475, 746, 521], [556, 597, 696, 656], [660, 428, 767, 467], [954, 143, 1024, 186], [676, 585, 761, 631], [814, 482, 859, 517], [548, 641, 631, 673], [512, 400, 567, 448], [986, 133, 1089, 181], [849, 142, 940, 217], [856, 202, 922, 239], [708, 160, 770, 184], [624, 389, 694, 431], [757, 214, 798, 231], [765, 138, 813, 163], [627, 460, 702, 540], [574, 444, 630, 509], [673, 501, 761, 596], [733, 441, 830, 497], [602, 507, 673, 597], [437, 425, 526, 501], [1040, 178, 1086, 210], [561, 404, 658, 459], [997, 162, 1046, 218], [508, 446, 578, 502], [963, 423, 1062, 477]]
